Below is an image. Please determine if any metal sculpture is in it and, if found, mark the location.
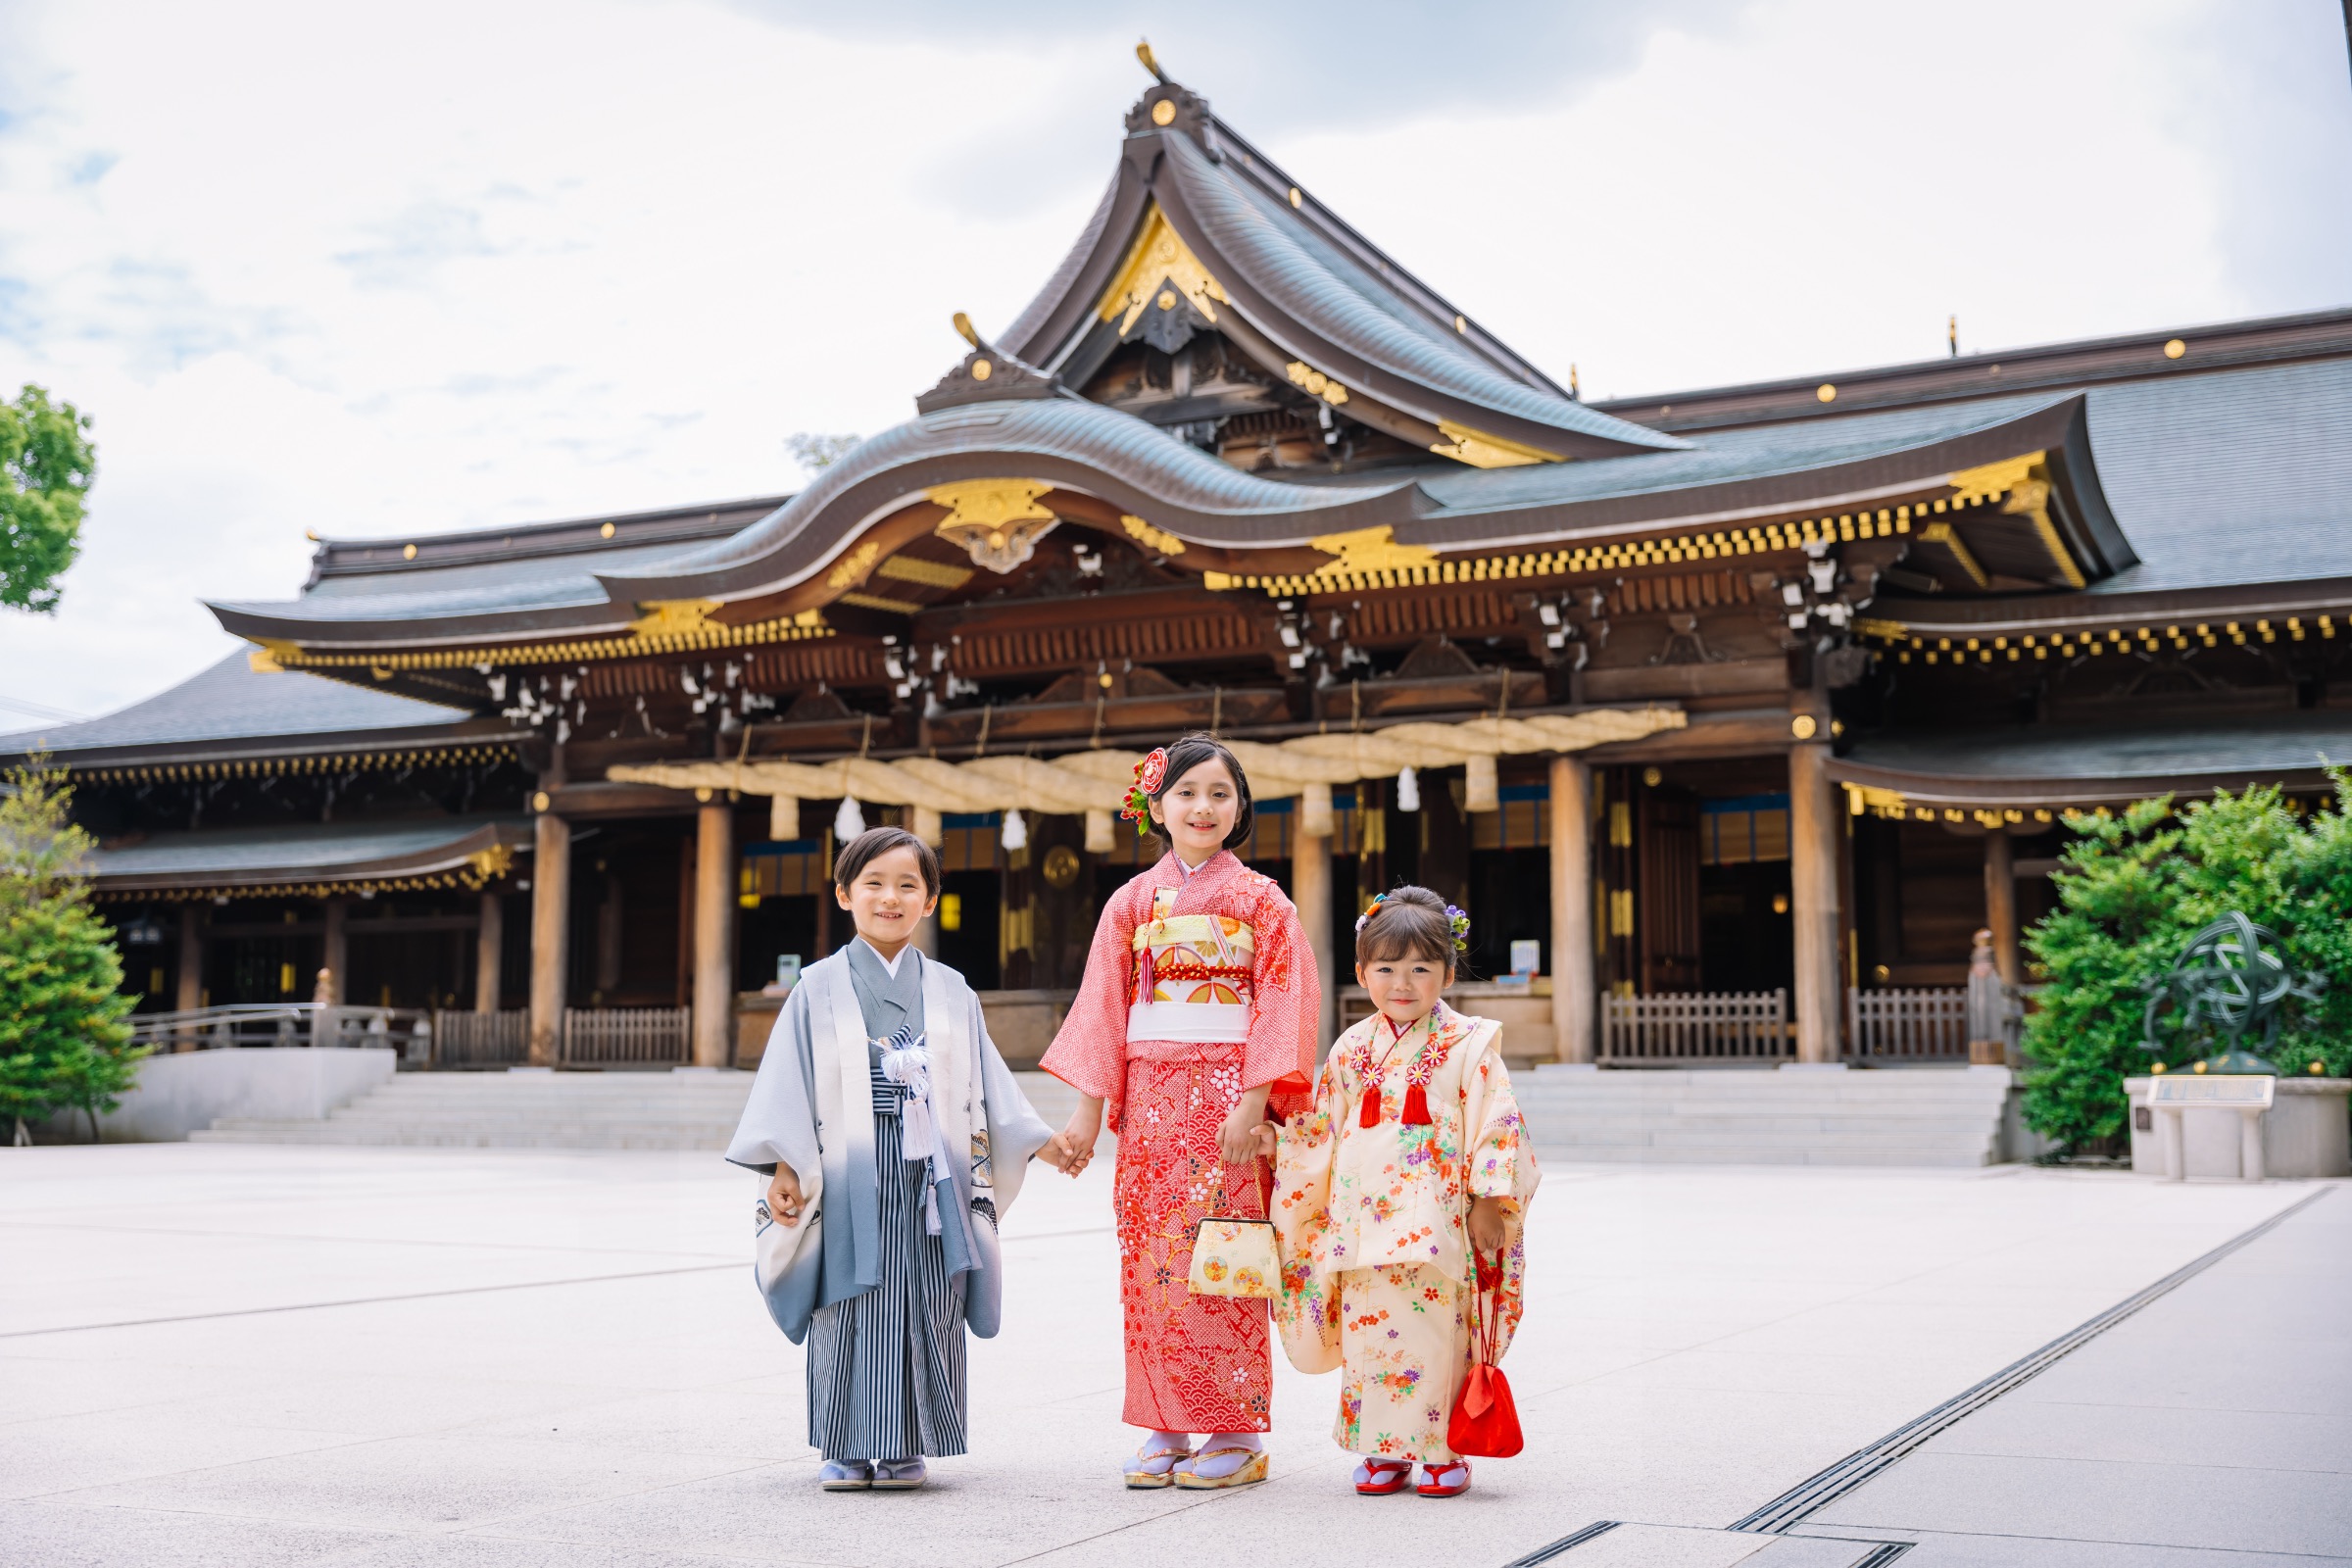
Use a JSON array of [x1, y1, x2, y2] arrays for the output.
[[2141, 910, 2324, 1075]]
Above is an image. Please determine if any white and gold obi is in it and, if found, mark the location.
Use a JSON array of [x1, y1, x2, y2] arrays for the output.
[[1129, 886, 1255, 1045]]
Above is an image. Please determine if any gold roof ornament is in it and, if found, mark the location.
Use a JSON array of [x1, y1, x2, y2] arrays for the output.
[[1430, 418, 1560, 469], [1307, 525, 1438, 577], [926, 479, 1058, 574], [1098, 206, 1227, 334], [627, 599, 723, 638]]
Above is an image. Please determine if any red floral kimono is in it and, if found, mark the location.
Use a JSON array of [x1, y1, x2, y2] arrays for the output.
[[1041, 849, 1319, 1433]]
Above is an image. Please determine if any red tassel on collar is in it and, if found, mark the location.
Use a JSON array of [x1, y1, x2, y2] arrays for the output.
[[1400, 1084, 1433, 1126], [1359, 1085, 1383, 1127]]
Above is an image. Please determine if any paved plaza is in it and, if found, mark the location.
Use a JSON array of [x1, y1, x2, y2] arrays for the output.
[[1, 1145, 2341, 1566]]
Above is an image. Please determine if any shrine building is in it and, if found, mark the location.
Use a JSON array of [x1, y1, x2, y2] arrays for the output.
[[13, 57, 2352, 1073]]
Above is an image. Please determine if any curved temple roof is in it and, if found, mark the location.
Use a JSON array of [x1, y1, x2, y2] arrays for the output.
[[205, 387, 2118, 655], [1000, 77, 1684, 464]]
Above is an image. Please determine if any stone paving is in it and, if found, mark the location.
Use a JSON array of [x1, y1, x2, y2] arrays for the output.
[[0, 1144, 2333, 1567]]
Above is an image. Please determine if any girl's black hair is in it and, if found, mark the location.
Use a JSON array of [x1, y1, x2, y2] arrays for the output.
[[1148, 731, 1254, 852], [833, 826, 942, 898], [1354, 884, 1458, 969]]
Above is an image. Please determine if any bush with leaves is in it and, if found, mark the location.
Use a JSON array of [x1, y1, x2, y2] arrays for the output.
[[2023, 781, 2352, 1151], [0, 385, 98, 613], [0, 759, 143, 1143]]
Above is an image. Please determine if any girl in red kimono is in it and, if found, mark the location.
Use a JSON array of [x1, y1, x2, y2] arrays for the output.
[[1043, 732, 1319, 1491]]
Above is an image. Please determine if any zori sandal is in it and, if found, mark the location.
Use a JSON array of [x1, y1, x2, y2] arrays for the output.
[[818, 1459, 872, 1491], [1417, 1459, 1471, 1497], [1173, 1446, 1269, 1490], [870, 1457, 926, 1490], [1353, 1457, 1412, 1495], [1122, 1439, 1193, 1489]]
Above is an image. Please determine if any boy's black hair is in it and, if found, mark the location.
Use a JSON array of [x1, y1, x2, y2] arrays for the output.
[[1354, 884, 1458, 969], [832, 826, 942, 899], [1147, 731, 1254, 852]]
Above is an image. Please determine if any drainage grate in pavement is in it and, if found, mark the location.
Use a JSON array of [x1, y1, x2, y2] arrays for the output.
[[1501, 1520, 1619, 1565], [1726, 1185, 2334, 1534]]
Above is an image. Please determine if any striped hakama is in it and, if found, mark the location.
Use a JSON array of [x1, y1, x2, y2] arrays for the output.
[[805, 1063, 967, 1461]]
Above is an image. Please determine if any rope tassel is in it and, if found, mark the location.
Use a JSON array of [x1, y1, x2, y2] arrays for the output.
[[1401, 1084, 1433, 1126], [1359, 1085, 1383, 1127]]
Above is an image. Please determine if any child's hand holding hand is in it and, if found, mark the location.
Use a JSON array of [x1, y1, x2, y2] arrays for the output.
[[766, 1164, 808, 1228], [1246, 1120, 1278, 1161], [1217, 1085, 1273, 1164], [1038, 1132, 1090, 1176], [1053, 1098, 1103, 1178], [1467, 1195, 1507, 1256]]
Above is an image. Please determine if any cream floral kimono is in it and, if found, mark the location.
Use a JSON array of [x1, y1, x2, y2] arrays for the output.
[[1271, 1002, 1537, 1462]]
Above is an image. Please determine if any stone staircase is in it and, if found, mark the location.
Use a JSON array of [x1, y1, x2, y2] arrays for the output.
[[190, 1067, 759, 1150], [188, 1067, 1089, 1152], [1515, 1064, 2015, 1167]]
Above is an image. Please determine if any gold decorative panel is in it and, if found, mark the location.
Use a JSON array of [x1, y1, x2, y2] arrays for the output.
[[926, 479, 1059, 574], [1097, 205, 1228, 333], [1431, 419, 1560, 468]]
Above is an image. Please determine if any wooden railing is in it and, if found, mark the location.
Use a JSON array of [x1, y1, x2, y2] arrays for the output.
[[431, 1008, 528, 1067], [1847, 987, 1970, 1060], [127, 1004, 431, 1056], [1601, 989, 1790, 1063], [561, 1006, 690, 1066]]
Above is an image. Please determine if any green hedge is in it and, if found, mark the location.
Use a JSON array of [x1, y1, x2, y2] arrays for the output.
[[2023, 782, 2352, 1151]]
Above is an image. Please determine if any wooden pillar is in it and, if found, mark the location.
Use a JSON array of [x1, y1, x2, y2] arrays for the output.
[[320, 899, 348, 1005], [175, 905, 205, 1013], [1984, 831, 2021, 986], [1293, 817, 1338, 1054], [1788, 742, 1843, 1063], [1548, 755, 1596, 1065], [528, 807, 571, 1066], [474, 891, 503, 1012], [692, 799, 736, 1067]]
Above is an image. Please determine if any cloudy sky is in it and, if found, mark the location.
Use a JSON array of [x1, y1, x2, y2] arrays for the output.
[[2, 0, 2348, 724]]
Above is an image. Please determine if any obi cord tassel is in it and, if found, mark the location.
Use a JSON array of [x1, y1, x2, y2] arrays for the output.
[[879, 1025, 954, 1236]]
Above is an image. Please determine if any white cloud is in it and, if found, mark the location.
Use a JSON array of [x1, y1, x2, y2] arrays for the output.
[[0, 0, 2345, 717]]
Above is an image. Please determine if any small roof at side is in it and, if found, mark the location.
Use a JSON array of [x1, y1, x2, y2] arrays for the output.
[[1834, 713, 2352, 810], [86, 814, 531, 898], [0, 654, 499, 769]]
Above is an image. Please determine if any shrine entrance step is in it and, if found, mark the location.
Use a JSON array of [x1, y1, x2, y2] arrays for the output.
[[1516, 1064, 2013, 1167], [189, 1066, 755, 1150]]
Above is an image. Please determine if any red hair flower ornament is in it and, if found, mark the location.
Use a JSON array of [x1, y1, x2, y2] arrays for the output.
[[1118, 747, 1170, 837]]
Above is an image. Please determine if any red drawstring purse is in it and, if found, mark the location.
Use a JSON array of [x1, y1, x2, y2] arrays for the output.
[[1446, 1249, 1524, 1458]]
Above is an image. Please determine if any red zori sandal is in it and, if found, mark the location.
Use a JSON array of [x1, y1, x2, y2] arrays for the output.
[[1353, 1458, 1411, 1495], [1417, 1459, 1471, 1497]]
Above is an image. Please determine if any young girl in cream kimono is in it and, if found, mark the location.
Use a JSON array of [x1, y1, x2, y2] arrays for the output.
[[1261, 886, 1538, 1498]]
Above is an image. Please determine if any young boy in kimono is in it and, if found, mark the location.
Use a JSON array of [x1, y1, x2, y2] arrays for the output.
[[1260, 885, 1539, 1498], [727, 826, 1078, 1491], [1043, 733, 1319, 1491]]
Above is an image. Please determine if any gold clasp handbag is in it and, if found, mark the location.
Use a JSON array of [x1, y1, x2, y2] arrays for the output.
[[1187, 1214, 1279, 1298]]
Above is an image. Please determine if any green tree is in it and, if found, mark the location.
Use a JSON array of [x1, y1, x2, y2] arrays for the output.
[[2023, 782, 2352, 1151], [0, 385, 99, 612], [0, 759, 143, 1143]]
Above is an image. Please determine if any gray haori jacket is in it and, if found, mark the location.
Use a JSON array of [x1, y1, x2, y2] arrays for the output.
[[726, 944, 1053, 1344]]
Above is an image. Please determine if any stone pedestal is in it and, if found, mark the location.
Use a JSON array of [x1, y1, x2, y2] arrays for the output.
[[2125, 1075, 2351, 1178]]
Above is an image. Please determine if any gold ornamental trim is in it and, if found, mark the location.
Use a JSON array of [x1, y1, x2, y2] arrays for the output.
[[1431, 419, 1561, 469], [248, 610, 832, 673], [1865, 613, 2336, 666], [64, 743, 519, 786], [1307, 525, 1438, 577], [1097, 205, 1228, 333]]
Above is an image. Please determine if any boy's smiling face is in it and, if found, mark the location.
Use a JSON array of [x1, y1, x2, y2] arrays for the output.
[[836, 844, 938, 958]]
